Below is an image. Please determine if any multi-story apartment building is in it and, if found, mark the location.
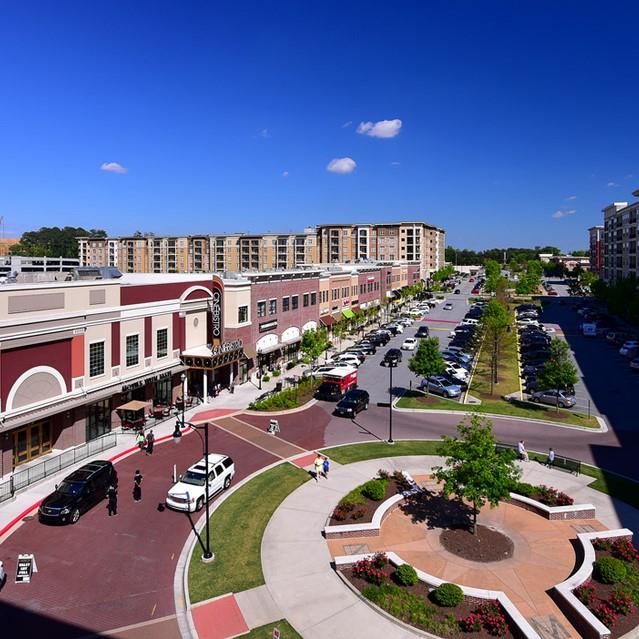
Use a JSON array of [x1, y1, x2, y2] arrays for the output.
[[588, 225, 604, 277], [79, 229, 319, 274], [602, 189, 639, 282], [316, 221, 445, 277]]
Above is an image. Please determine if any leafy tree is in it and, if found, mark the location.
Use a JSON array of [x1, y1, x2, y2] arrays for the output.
[[434, 415, 522, 535], [480, 300, 511, 393], [300, 328, 330, 374], [579, 270, 597, 287], [408, 338, 446, 394], [332, 320, 347, 352], [571, 250, 589, 257], [536, 338, 578, 400], [10, 226, 107, 258]]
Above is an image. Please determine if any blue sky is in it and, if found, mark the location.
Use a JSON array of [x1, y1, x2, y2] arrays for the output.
[[1, 1, 638, 251]]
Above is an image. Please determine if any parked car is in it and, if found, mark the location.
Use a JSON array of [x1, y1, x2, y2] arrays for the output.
[[620, 341, 639, 356], [335, 389, 370, 417], [530, 389, 576, 408], [420, 376, 462, 398], [630, 357, 639, 370], [166, 454, 235, 512], [440, 372, 468, 390], [454, 289, 461, 294], [415, 326, 430, 338], [401, 337, 418, 351], [517, 317, 540, 327], [354, 341, 377, 354], [445, 362, 470, 379], [38, 460, 118, 525], [344, 350, 366, 362], [332, 354, 361, 368], [443, 302, 454, 311]]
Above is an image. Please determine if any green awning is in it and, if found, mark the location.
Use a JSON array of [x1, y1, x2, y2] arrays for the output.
[[342, 308, 355, 319]]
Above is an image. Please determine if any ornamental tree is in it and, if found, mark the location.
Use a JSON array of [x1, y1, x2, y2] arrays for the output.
[[408, 338, 446, 395], [300, 328, 330, 374], [434, 415, 521, 534]]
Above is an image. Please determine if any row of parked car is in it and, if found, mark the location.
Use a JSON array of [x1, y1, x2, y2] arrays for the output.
[[516, 304, 576, 408], [417, 300, 485, 398]]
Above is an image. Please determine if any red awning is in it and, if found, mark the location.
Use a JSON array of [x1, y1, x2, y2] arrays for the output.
[[319, 314, 335, 327]]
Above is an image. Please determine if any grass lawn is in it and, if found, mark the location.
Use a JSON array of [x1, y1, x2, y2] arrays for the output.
[[188, 462, 310, 603], [321, 440, 441, 465], [396, 391, 599, 429], [241, 620, 302, 639]]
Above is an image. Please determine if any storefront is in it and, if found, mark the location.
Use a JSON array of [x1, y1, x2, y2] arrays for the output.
[[12, 419, 52, 466], [181, 340, 245, 398], [86, 399, 111, 442]]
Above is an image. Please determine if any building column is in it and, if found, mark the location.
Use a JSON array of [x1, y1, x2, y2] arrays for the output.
[[202, 370, 208, 403]]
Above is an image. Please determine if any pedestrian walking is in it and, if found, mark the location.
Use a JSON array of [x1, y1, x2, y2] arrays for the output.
[[545, 448, 555, 468], [145, 430, 155, 455], [107, 484, 118, 516], [133, 470, 143, 502], [136, 431, 145, 451], [322, 456, 330, 479], [517, 440, 529, 462], [313, 454, 323, 482]]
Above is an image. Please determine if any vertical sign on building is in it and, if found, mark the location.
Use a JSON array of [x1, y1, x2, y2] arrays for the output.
[[211, 283, 222, 345]]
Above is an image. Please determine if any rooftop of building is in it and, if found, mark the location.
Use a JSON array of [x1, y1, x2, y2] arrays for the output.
[[315, 221, 444, 231]]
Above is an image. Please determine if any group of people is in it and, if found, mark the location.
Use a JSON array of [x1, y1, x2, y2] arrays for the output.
[[106, 470, 143, 516], [135, 429, 155, 455], [313, 454, 330, 481], [517, 440, 556, 467]]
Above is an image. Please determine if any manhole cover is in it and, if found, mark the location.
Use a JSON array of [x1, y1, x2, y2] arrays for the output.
[[22, 516, 35, 522]]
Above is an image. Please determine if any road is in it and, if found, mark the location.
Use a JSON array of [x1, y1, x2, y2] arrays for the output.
[[0, 280, 636, 639]]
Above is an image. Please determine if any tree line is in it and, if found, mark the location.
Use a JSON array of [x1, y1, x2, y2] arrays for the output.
[[444, 245, 590, 266], [10, 227, 107, 258]]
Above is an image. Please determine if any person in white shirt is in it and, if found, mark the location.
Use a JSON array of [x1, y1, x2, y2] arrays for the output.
[[517, 440, 529, 462]]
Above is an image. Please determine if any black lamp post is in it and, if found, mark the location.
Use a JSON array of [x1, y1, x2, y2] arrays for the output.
[[172, 420, 214, 562], [180, 372, 186, 427], [388, 361, 396, 444]]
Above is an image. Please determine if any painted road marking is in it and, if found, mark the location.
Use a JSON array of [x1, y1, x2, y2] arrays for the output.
[[150, 603, 157, 617]]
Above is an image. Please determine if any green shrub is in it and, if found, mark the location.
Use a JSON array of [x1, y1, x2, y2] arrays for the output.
[[262, 375, 270, 382], [272, 369, 281, 377], [594, 557, 628, 584], [512, 482, 536, 497], [395, 564, 418, 587], [362, 583, 435, 628], [361, 479, 387, 501], [433, 583, 464, 607]]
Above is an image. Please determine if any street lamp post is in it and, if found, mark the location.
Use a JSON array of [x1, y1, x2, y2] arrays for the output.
[[172, 420, 215, 562], [180, 372, 186, 427], [388, 361, 396, 444]]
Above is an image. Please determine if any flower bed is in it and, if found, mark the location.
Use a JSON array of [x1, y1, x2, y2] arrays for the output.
[[511, 482, 574, 506], [340, 553, 516, 638], [330, 470, 412, 525], [572, 538, 639, 639]]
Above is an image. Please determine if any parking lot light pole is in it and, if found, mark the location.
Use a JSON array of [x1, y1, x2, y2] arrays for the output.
[[172, 420, 214, 563], [388, 361, 396, 444], [180, 372, 186, 427]]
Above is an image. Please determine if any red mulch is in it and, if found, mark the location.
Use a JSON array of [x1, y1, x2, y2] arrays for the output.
[[542, 410, 570, 419], [440, 525, 514, 562], [329, 478, 407, 526], [578, 550, 639, 639], [340, 564, 514, 639]]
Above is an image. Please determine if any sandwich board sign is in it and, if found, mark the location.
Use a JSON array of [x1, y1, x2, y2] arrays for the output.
[[15, 554, 37, 584]]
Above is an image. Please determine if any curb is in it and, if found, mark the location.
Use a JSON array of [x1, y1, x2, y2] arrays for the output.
[[243, 399, 318, 416]]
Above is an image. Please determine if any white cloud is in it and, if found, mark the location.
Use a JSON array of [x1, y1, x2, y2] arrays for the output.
[[100, 161, 128, 174], [259, 128, 270, 138], [391, 161, 401, 166], [565, 195, 577, 200], [552, 209, 576, 219], [342, 121, 352, 128], [356, 118, 402, 138], [607, 181, 619, 187], [326, 157, 356, 174], [282, 170, 289, 177]]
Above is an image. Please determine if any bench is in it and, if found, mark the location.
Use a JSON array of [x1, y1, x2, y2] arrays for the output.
[[496, 442, 581, 476]]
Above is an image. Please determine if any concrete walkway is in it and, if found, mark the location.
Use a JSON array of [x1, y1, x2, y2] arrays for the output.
[[260, 455, 639, 639]]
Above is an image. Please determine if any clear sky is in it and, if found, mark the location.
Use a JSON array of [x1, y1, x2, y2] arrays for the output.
[[1, 1, 638, 251]]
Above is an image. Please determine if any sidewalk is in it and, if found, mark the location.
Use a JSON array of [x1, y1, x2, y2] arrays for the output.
[[259, 455, 639, 639]]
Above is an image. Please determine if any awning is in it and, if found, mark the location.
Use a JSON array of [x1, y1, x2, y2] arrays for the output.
[[319, 314, 335, 327], [257, 342, 282, 356], [117, 400, 149, 412], [351, 305, 360, 314], [342, 308, 355, 319], [282, 336, 302, 347], [243, 344, 257, 359]]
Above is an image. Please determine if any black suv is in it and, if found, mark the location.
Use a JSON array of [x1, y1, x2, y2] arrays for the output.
[[335, 389, 370, 417], [38, 460, 118, 525], [381, 348, 403, 366], [415, 326, 430, 338]]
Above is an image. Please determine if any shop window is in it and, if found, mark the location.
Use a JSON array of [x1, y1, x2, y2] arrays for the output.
[[282, 297, 290, 312], [257, 300, 266, 317], [269, 298, 277, 315], [126, 334, 139, 367], [89, 341, 105, 378], [303, 293, 309, 307], [311, 292, 317, 305], [86, 399, 111, 442], [156, 328, 168, 359], [291, 295, 299, 310], [238, 305, 248, 323], [154, 378, 172, 405]]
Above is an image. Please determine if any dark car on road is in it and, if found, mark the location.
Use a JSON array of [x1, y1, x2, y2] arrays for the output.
[[415, 326, 430, 338], [335, 389, 370, 417], [354, 341, 377, 354], [381, 348, 403, 366], [38, 460, 118, 525]]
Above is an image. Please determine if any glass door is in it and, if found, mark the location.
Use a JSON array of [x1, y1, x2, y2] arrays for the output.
[[13, 429, 28, 466], [13, 420, 52, 467]]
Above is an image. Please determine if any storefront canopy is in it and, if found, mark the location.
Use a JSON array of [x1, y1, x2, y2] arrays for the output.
[[319, 315, 335, 327], [117, 400, 149, 412], [342, 308, 355, 319]]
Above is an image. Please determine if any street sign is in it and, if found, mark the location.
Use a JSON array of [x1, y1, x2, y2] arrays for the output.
[[272, 627, 280, 639], [15, 554, 37, 584]]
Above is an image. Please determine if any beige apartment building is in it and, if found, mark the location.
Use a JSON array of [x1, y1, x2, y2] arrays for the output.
[[602, 188, 639, 283], [79, 229, 319, 274], [316, 221, 445, 277]]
